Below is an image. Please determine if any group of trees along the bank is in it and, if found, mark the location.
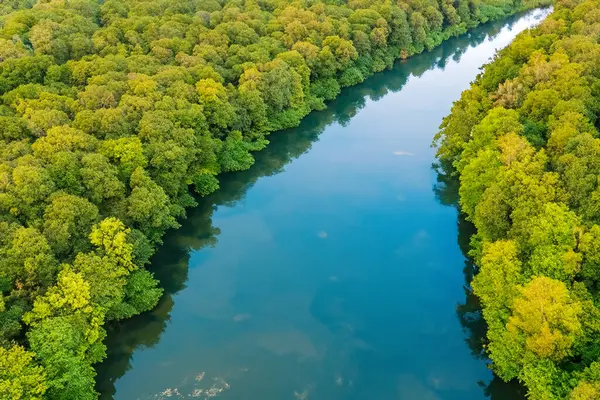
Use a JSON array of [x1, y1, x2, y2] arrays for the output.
[[0, 0, 551, 398], [435, 0, 600, 398]]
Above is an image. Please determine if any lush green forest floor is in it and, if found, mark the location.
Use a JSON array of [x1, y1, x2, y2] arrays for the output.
[[435, 0, 600, 398], [0, 0, 551, 398]]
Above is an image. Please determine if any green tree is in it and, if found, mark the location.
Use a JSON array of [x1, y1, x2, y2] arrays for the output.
[[508, 276, 581, 361], [0, 345, 47, 400], [1, 226, 58, 290], [43, 194, 99, 257], [126, 168, 179, 242]]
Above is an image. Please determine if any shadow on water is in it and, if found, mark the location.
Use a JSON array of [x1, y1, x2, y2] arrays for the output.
[[433, 157, 527, 400], [97, 12, 534, 399]]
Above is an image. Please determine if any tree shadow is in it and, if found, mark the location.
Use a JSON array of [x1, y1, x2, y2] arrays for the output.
[[433, 169, 527, 400]]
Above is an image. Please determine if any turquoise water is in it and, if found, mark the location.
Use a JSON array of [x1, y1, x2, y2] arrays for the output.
[[97, 9, 550, 400]]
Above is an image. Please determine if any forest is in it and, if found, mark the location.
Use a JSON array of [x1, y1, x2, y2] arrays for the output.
[[0, 0, 551, 398], [434, 0, 600, 398]]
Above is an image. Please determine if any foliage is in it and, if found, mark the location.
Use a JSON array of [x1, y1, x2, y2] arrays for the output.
[[0, 345, 46, 400], [434, 0, 600, 397]]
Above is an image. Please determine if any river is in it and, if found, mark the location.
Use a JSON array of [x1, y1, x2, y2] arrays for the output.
[[96, 9, 550, 400]]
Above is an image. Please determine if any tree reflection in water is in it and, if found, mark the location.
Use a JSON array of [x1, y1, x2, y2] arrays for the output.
[[434, 170, 527, 400]]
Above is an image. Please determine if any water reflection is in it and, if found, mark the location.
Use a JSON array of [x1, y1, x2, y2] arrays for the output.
[[97, 10, 547, 399], [434, 171, 528, 399]]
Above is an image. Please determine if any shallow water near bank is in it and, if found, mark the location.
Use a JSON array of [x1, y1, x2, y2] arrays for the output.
[[97, 9, 550, 400]]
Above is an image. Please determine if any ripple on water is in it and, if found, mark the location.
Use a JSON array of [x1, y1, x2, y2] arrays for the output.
[[151, 374, 230, 400]]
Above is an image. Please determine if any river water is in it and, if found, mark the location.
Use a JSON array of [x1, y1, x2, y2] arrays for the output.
[[97, 9, 550, 400]]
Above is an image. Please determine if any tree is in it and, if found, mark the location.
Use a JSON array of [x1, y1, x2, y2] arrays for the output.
[[10, 161, 55, 219], [100, 137, 148, 179], [459, 148, 501, 218], [31, 126, 97, 162], [520, 202, 581, 281], [126, 168, 179, 242], [27, 315, 101, 400], [508, 276, 582, 361], [108, 269, 162, 320], [24, 268, 92, 323], [80, 153, 125, 204], [456, 107, 522, 173], [1, 226, 58, 290], [570, 382, 600, 400], [580, 225, 600, 285], [88, 217, 136, 273], [196, 78, 235, 131], [24, 268, 105, 399], [0, 345, 47, 400], [43, 194, 99, 257], [473, 240, 523, 314], [219, 130, 256, 172]]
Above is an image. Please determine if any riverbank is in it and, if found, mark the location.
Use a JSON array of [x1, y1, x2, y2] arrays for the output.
[[434, 0, 600, 398]]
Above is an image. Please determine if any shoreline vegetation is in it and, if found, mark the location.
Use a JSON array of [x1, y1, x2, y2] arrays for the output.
[[434, 0, 600, 398], [0, 0, 551, 398]]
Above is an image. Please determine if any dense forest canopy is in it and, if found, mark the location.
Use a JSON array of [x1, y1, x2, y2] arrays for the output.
[[0, 0, 551, 398], [435, 0, 600, 398]]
